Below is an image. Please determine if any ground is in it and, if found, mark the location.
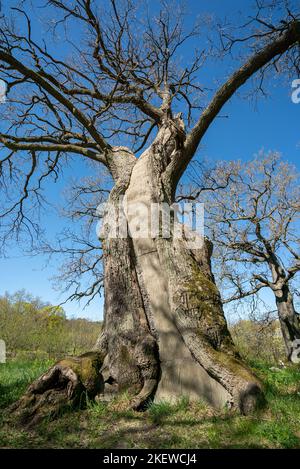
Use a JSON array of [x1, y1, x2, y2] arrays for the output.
[[0, 359, 300, 449]]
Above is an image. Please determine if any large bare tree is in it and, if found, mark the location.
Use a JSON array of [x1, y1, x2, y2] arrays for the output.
[[1, 0, 300, 423]]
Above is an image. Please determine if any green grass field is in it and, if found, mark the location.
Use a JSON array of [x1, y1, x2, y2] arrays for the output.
[[1, 359, 300, 449]]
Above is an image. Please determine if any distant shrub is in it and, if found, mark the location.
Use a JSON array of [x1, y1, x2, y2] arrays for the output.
[[0, 291, 101, 359], [230, 319, 285, 364]]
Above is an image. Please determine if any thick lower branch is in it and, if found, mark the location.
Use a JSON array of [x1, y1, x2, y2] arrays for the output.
[[10, 351, 104, 427]]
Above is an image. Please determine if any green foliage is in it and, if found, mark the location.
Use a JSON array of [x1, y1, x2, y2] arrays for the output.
[[230, 319, 286, 364], [0, 291, 101, 359]]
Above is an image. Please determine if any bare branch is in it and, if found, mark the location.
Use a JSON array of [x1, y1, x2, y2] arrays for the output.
[[168, 20, 300, 184]]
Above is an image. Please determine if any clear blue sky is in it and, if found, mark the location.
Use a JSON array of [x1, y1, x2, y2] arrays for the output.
[[0, 0, 299, 321]]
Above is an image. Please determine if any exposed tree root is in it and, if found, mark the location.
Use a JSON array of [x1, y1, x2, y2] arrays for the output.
[[10, 352, 104, 427]]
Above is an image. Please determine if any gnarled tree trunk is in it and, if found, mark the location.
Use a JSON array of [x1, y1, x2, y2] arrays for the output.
[[275, 285, 300, 363], [96, 122, 263, 413], [12, 122, 264, 426]]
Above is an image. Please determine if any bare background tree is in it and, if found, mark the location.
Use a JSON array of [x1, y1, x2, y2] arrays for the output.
[[0, 0, 300, 424], [185, 152, 300, 362]]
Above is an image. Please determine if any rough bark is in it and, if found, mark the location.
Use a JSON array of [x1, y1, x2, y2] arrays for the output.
[[97, 177, 160, 410], [275, 285, 300, 363], [268, 258, 300, 363]]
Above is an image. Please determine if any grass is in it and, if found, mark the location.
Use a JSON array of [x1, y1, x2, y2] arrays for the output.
[[0, 359, 53, 409], [0, 358, 300, 448], [148, 396, 190, 424]]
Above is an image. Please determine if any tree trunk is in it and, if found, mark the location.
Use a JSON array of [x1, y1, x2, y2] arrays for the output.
[[12, 122, 264, 425], [95, 122, 263, 414], [275, 285, 300, 363]]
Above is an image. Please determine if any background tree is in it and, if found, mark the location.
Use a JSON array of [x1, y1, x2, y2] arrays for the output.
[[1, 0, 300, 422], [189, 153, 300, 361]]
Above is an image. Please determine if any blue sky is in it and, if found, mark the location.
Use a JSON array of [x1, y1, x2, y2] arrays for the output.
[[0, 0, 299, 321]]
